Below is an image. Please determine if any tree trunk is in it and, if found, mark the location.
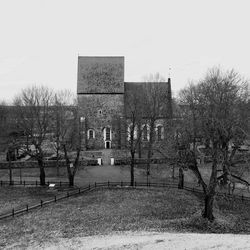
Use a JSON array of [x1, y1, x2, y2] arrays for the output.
[[178, 168, 184, 189], [202, 145, 218, 221], [221, 147, 229, 185], [9, 165, 12, 185], [56, 146, 60, 177], [222, 164, 229, 185], [202, 194, 215, 221], [130, 151, 135, 186], [69, 173, 74, 186], [172, 160, 176, 179], [138, 141, 142, 158], [38, 159, 46, 186], [8, 152, 13, 185], [146, 121, 154, 185]]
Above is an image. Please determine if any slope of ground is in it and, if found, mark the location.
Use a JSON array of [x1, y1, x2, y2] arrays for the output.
[[0, 187, 250, 249]]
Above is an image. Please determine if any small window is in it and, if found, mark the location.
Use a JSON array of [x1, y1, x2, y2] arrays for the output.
[[87, 129, 95, 139], [106, 127, 111, 141], [142, 125, 148, 141], [156, 125, 164, 141], [127, 124, 138, 141]]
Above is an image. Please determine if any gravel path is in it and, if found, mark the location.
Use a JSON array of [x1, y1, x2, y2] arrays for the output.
[[26, 231, 250, 250]]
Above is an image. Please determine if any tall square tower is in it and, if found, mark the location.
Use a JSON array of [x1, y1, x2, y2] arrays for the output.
[[77, 56, 125, 150]]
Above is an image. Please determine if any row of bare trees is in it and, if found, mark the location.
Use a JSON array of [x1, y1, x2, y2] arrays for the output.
[[2, 67, 249, 222], [177, 67, 249, 221], [7, 73, 171, 188], [11, 87, 81, 186], [125, 75, 172, 186]]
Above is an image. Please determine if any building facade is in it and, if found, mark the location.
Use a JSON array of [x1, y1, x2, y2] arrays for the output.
[[77, 56, 172, 150]]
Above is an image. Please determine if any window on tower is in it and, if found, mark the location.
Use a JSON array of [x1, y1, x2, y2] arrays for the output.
[[87, 129, 95, 139]]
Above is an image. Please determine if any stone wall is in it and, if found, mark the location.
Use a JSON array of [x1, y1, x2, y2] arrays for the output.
[[78, 94, 124, 150], [77, 57, 124, 94]]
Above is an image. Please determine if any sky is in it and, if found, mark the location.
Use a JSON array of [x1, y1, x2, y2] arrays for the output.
[[0, 0, 250, 102]]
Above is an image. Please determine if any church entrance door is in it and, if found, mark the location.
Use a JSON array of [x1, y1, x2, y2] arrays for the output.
[[105, 141, 111, 149]]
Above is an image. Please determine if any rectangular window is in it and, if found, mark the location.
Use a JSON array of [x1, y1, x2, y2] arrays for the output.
[[143, 126, 148, 141], [106, 127, 111, 141]]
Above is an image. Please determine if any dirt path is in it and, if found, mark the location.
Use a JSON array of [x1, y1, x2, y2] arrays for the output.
[[27, 231, 250, 250]]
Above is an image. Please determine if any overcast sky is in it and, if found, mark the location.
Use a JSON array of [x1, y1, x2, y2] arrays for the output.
[[0, 0, 249, 102]]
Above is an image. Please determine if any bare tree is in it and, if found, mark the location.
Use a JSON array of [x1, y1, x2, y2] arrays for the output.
[[179, 67, 249, 221], [143, 73, 171, 184], [62, 111, 84, 186], [56, 100, 84, 186], [14, 86, 54, 186], [125, 86, 144, 186], [53, 90, 75, 176], [51, 90, 82, 186]]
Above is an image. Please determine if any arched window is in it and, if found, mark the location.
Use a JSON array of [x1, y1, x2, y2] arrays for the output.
[[156, 125, 164, 141], [87, 129, 95, 139], [103, 127, 112, 141], [127, 124, 138, 141]]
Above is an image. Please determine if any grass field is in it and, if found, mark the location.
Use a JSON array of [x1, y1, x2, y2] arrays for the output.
[[0, 186, 75, 215], [0, 187, 250, 249], [1, 162, 248, 184], [0, 164, 176, 186]]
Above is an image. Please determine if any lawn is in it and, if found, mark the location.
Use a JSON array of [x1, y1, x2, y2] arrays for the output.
[[0, 187, 250, 249], [0, 186, 73, 215], [0, 164, 176, 186]]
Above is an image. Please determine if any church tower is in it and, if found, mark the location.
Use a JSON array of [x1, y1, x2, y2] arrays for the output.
[[77, 56, 125, 150]]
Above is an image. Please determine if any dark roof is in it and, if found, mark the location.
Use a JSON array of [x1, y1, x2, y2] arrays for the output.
[[124, 80, 172, 118]]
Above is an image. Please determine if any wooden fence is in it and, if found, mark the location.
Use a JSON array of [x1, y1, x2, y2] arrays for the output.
[[0, 181, 250, 221], [0, 180, 69, 187]]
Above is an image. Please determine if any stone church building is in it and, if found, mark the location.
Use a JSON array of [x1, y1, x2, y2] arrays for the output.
[[77, 56, 172, 150]]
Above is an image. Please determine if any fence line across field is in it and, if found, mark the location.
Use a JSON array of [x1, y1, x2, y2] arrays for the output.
[[0, 181, 250, 221]]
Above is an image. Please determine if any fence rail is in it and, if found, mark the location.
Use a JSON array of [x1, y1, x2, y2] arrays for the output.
[[0, 181, 250, 221]]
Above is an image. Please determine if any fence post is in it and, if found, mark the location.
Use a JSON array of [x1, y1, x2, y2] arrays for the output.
[[55, 196, 57, 202], [12, 208, 14, 217], [24, 181, 25, 186], [79, 188, 81, 194], [36, 180, 37, 186], [242, 195, 244, 201], [26, 205, 28, 212], [41, 200, 43, 207], [121, 181, 123, 187]]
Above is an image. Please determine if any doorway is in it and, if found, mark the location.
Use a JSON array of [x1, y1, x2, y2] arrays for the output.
[[104, 127, 112, 149], [105, 141, 111, 149]]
